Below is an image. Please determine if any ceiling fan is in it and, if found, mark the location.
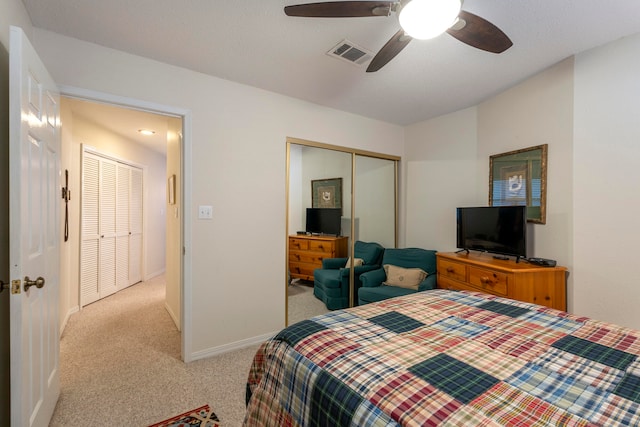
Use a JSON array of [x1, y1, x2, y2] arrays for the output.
[[284, 0, 512, 72]]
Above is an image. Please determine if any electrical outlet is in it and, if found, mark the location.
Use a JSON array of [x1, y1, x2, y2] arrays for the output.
[[198, 205, 213, 219]]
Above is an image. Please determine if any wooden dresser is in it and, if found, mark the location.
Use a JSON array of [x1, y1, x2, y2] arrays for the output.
[[436, 252, 567, 311], [289, 235, 349, 282]]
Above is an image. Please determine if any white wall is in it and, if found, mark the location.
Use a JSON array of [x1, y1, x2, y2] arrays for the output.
[[573, 33, 640, 330], [31, 29, 404, 357], [404, 107, 479, 251]]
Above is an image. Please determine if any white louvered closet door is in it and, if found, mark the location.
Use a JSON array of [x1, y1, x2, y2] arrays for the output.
[[98, 158, 118, 299], [81, 150, 144, 306], [129, 167, 143, 285], [80, 154, 100, 306], [116, 164, 130, 291]]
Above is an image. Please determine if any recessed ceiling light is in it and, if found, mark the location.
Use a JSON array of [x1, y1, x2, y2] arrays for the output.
[[138, 129, 156, 136]]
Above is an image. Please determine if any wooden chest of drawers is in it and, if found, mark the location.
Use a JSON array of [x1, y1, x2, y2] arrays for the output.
[[436, 252, 567, 311], [289, 235, 349, 282]]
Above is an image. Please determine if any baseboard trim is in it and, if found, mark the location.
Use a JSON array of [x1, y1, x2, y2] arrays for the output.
[[164, 301, 181, 332], [189, 332, 276, 361], [60, 305, 79, 337], [145, 269, 166, 281]]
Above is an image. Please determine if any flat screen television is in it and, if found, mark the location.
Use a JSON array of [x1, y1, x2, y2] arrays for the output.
[[306, 208, 342, 236], [456, 206, 527, 261]]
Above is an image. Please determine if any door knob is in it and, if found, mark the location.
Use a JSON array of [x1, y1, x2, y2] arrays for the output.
[[24, 276, 45, 292]]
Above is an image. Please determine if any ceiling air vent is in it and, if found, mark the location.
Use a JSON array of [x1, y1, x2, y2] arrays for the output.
[[327, 40, 373, 67]]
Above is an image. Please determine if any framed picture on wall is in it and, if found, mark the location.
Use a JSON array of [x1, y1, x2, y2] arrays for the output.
[[312, 177, 342, 212], [489, 144, 547, 224]]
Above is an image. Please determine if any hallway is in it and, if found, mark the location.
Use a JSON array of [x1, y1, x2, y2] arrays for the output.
[[50, 275, 256, 426]]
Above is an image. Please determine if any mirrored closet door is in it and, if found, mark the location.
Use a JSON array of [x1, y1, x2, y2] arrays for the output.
[[286, 138, 399, 325]]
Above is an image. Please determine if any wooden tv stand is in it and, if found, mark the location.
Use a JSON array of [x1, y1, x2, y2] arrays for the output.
[[436, 252, 567, 311], [288, 235, 348, 282]]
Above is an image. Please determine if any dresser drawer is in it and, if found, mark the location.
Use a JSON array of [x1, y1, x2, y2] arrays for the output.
[[436, 253, 566, 311], [438, 259, 466, 282], [309, 240, 335, 254], [289, 238, 309, 251], [289, 263, 317, 280], [468, 267, 508, 296], [289, 251, 326, 265], [438, 277, 478, 293]]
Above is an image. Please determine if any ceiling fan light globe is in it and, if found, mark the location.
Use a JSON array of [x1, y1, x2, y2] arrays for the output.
[[399, 0, 462, 40]]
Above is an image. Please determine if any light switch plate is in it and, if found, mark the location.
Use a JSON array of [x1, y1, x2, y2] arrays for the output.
[[198, 205, 213, 219]]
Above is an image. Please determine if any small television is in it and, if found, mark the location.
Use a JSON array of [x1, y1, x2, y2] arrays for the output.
[[456, 206, 527, 261], [306, 208, 342, 236]]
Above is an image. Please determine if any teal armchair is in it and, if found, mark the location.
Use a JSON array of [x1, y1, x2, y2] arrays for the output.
[[358, 248, 437, 305], [313, 241, 384, 310]]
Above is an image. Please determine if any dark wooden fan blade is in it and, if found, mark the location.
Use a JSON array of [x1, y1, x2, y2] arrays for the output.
[[366, 29, 411, 72], [446, 10, 512, 53], [284, 1, 394, 18]]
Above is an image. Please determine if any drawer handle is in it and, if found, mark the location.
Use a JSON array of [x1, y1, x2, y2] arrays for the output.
[[480, 277, 494, 286], [318, 244, 324, 250], [446, 267, 455, 273]]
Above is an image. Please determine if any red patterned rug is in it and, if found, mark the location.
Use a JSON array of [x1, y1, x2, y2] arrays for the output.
[[148, 404, 221, 427]]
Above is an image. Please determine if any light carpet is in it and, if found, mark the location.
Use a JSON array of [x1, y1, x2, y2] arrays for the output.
[[50, 275, 325, 426]]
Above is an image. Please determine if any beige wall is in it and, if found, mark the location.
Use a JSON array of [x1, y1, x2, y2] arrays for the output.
[[165, 117, 182, 330], [573, 32, 640, 329], [59, 100, 76, 331], [31, 29, 404, 358]]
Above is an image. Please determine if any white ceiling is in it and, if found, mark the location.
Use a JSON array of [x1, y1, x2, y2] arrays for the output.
[[25, 0, 640, 128], [64, 97, 171, 155]]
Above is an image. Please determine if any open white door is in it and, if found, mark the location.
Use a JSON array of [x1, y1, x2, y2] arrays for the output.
[[9, 26, 61, 427]]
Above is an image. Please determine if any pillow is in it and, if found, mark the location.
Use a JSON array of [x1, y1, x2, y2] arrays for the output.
[[383, 264, 427, 290], [345, 257, 364, 268]]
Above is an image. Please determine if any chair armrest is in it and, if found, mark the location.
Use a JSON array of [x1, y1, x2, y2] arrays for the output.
[[360, 268, 386, 288], [339, 264, 381, 277], [417, 274, 437, 291], [322, 257, 348, 269]]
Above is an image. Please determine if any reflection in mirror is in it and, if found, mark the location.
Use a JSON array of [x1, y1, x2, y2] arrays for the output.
[[352, 155, 397, 307], [286, 139, 400, 326], [287, 144, 351, 326], [355, 155, 396, 248]]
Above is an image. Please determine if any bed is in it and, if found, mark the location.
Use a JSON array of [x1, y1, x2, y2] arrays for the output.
[[244, 289, 640, 426]]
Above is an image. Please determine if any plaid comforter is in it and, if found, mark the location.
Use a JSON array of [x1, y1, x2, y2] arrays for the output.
[[244, 290, 640, 426]]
